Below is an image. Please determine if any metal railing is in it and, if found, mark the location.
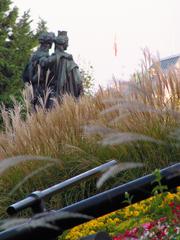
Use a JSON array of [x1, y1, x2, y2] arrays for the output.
[[7, 160, 117, 215], [0, 162, 179, 240]]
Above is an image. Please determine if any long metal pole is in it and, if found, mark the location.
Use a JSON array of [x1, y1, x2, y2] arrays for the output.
[[7, 160, 117, 215]]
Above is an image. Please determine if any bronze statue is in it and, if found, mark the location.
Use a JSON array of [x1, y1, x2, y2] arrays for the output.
[[23, 30, 83, 110], [40, 31, 83, 102], [22, 32, 55, 110]]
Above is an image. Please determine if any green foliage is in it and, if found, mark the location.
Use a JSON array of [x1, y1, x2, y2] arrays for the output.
[[0, 0, 18, 104], [35, 17, 48, 38], [80, 65, 94, 95], [145, 170, 172, 220], [123, 192, 133, 205], [0, 1, 47, 106], [152, 169, 168, 195]]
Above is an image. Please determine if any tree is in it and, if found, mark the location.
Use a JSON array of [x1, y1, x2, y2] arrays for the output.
[[0, 0, 47, 106], [80, 65, 95, 96], [0, 0, 18, 104], [35, 17, 48, 38]]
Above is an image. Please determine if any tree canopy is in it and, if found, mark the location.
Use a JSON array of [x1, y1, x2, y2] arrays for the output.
[[0, 0, 47, 106]]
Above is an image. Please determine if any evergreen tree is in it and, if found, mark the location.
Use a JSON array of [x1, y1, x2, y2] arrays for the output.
[[35, 17, 48, 38], [0, 0, 47, 106], [0, 0, 18, 104]]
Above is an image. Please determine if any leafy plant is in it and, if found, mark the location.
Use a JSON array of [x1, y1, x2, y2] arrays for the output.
[[152, 169, 168, 195], [123, 192, 133, 205]]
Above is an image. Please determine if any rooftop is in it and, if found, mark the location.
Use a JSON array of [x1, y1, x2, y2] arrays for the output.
[[150, 54, 180, 71]]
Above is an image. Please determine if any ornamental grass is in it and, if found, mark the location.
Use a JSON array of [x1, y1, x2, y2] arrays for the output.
[[0, 51, 179, 219]]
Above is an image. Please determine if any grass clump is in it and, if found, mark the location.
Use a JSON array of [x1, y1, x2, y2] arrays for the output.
[[0, 52, 179, 218]]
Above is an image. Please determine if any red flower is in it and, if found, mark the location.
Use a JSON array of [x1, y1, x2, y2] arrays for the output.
[[124, 227, 139, 237], [142, 222, 153, 230], [169, 202, 175, 207]]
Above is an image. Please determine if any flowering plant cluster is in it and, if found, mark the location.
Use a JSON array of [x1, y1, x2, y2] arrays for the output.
[[60, 187, 180, 240], [113, 202, 180, 240]]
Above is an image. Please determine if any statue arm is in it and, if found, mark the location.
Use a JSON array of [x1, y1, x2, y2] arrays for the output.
[[39, 55, 57, 68], [63, 52, 73, 60]]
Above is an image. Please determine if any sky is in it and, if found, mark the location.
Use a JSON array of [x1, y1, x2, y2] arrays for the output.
[[12, 0, 180, 88]]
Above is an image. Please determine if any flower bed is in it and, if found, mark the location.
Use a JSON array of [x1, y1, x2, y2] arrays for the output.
[[60, 187, 180, 240], [113, 203, 180, 239]]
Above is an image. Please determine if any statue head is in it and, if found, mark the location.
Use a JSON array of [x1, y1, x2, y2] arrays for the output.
[[55, 31, 69, 50], [38, 32, 55, 49]]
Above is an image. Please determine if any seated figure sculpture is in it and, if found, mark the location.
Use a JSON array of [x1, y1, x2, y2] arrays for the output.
[[40, 31, 83, 102]]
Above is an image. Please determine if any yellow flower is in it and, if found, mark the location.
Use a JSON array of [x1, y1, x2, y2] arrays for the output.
[[63, 189, 180, 240]]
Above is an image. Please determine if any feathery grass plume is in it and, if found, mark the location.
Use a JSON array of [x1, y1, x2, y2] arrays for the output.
[[100, 132, 163, 146], [37, 64, 41, 87], [45, 69, 51, 88], [0, 104, 12, 133], [0, 218, 28, 230], [9, 99, 23, 132], [9, 163, 54, 195], [22, 83, 34, 113], [27, 211, 92, 232], [108, 113, 130, 124], [96, 162, 144, 188], [63, 144, 88, 154], [0, 155, 61, 175], [83, 124, 115, 136], [0, 212, 91, 232], [100, 100, 164, 115], [38, 87, 54, 110], [32, 210, 92, 221]]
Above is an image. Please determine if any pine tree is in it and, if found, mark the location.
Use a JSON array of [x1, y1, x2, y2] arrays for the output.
[[0, 0, 47, 106], [35, 18, 48, 38], [0, 0, 18, 104]]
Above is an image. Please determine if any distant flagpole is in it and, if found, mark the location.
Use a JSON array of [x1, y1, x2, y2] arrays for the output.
[[113, 34, 118, 57]]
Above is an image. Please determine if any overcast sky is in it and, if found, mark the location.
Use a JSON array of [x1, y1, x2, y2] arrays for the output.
[[12, 0, 180, 87]]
